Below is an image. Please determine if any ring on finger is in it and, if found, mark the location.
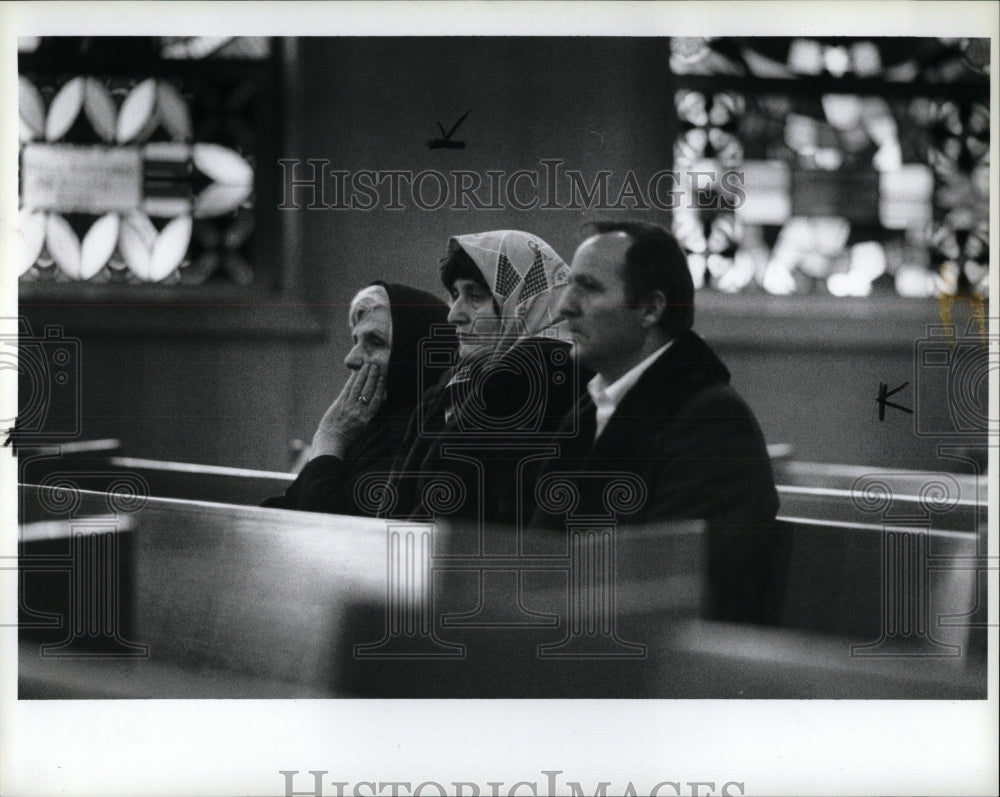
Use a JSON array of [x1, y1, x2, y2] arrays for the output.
[[358, 395, 370, 405]]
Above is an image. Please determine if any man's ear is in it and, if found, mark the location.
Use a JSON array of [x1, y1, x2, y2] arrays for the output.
[[640, 289, 667, 328]]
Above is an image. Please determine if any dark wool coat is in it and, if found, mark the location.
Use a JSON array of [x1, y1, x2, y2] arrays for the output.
[[385, 336, 583, 525], [529, 330, 783, 624]]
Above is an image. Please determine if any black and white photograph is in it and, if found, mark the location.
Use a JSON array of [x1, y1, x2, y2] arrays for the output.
[[1, 2, 997, 795]]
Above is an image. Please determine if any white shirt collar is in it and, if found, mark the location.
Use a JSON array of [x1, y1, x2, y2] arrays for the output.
[[587, 341, 673, 440]]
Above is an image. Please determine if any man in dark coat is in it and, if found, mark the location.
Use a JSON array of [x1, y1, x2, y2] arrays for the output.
[[530, 221, 782, 624]]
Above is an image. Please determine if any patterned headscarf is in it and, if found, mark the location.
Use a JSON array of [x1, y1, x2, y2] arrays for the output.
[[447, 229, 571, 357]]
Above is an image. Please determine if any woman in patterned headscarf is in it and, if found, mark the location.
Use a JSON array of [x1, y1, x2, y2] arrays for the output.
[[444, 230, 569, 357], [385, 230, 585, 525]]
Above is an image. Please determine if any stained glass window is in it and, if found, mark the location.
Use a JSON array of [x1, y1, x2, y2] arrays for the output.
[[17, 37, 273, 286], [670, 37, 989, 299]]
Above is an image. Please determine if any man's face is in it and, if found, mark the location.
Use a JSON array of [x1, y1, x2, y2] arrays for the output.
[[447, 277, 501, 360], [557, 232, 649, 381], [344, 306, 393, 372]]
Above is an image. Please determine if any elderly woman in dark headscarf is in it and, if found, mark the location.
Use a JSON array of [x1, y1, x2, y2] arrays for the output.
[[387, 230, 584, 525], [265, 282, 452, 516]]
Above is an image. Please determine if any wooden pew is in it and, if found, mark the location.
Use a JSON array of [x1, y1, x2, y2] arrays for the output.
[[17, 484, 986, 699], [18, 442, 787, 510], [777, 483, 985, 532], [18, 444, 295, 508], [18, 486, 388, 697], [17, 484, 709, 698], [18, 440, 986, 532], [775, 516, 985, 649], [772, 467, 987, 652], [774, 459, 985, 495]]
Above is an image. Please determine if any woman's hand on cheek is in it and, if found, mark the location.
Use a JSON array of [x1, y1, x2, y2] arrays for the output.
[[311, 363, 385, 459]]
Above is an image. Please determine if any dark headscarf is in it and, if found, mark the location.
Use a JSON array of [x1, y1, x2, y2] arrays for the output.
[[372, 281, 452, 422], [262, 282, 452, 516]]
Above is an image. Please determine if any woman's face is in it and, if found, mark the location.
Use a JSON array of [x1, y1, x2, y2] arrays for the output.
[[343, 306, 393, 372], [448, 278, 501, 359]]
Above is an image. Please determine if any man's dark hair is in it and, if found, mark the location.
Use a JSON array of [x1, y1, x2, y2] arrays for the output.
[[439, 244, 499, 312], [583, 220, 694, 337]]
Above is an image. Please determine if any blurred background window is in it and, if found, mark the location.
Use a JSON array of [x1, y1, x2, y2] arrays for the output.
[[670, 37, 989, 299], [17, 36, 275, 287]]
